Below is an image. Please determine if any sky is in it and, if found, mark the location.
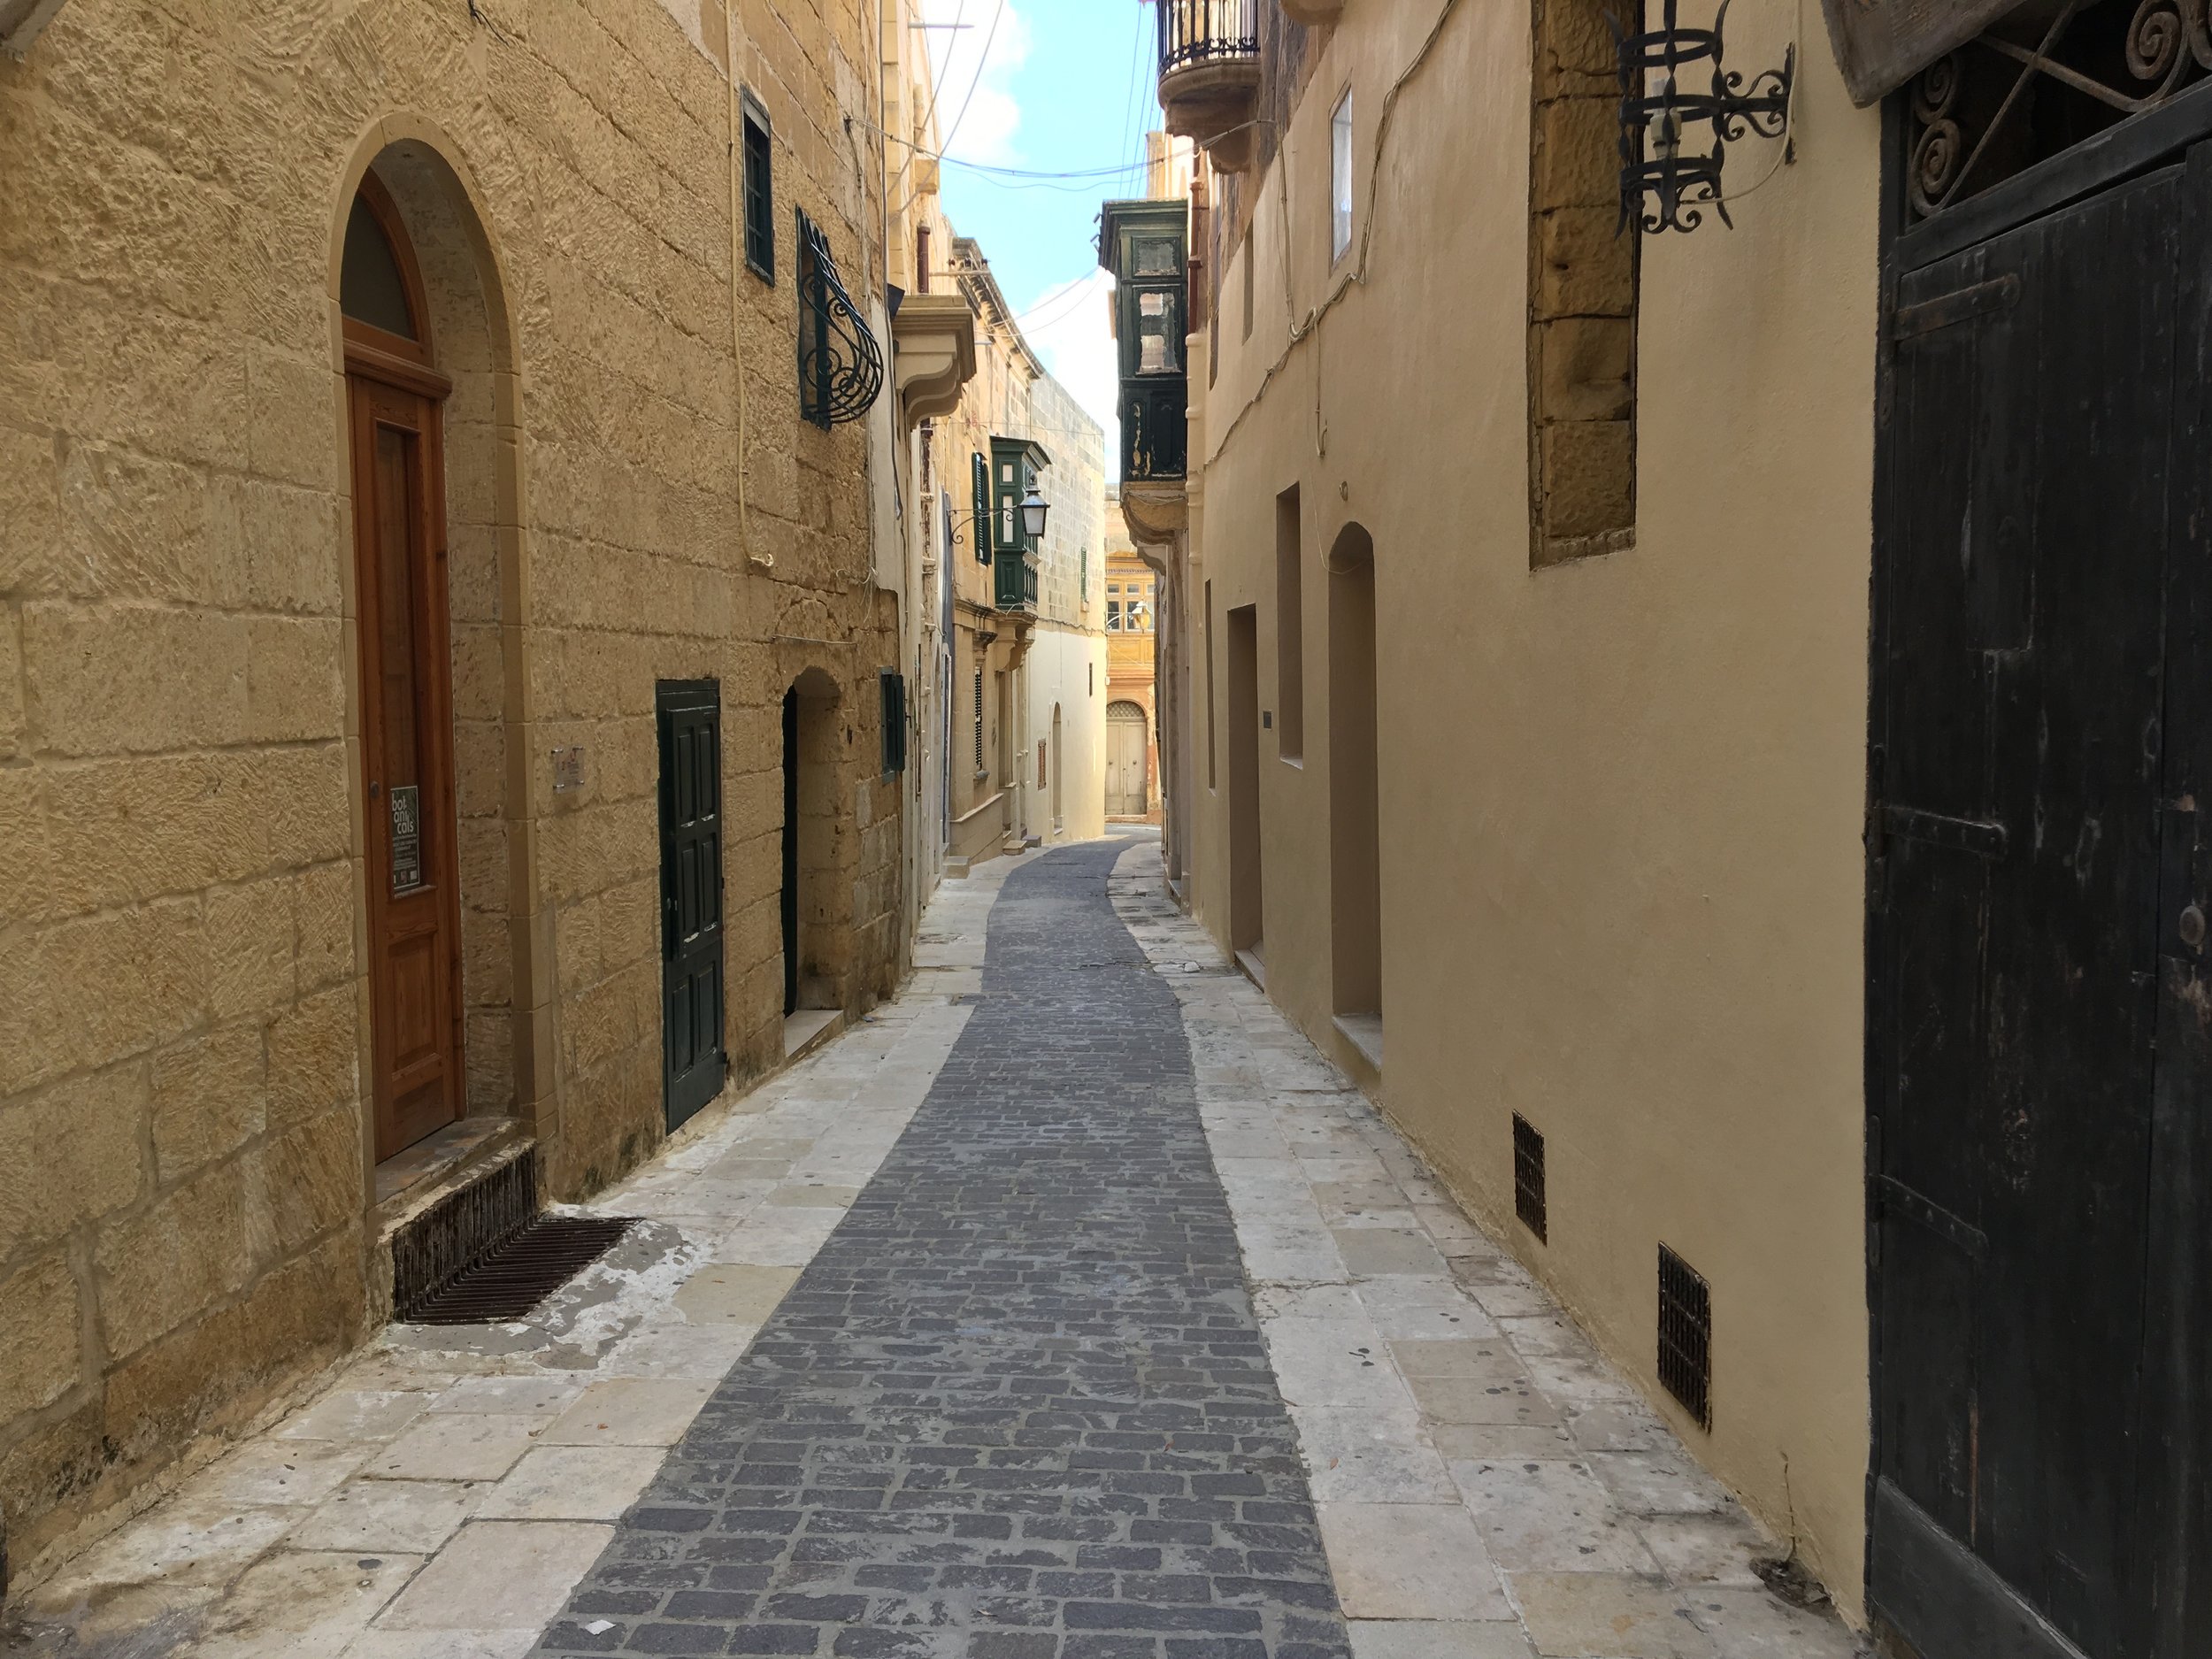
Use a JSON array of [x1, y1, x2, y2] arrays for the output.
[[919, 0, 1162, 477]]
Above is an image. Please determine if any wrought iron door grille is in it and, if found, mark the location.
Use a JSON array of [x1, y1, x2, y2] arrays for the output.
[[1657, 1243, 1713, 1429], [1158, 0, 1258, 74], [1908, 0, 2212, 221], [1513, 1113, 1548, 1242], [795, 210, 884, 428]]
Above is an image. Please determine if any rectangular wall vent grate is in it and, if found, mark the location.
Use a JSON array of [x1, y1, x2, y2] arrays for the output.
[[1512, 1114, 1548, 1242], [1658, 1243, 1713, 1430], [402, 1215, 636, 1325]]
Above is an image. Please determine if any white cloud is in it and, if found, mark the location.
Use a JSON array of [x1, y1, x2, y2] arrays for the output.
[[1019, 270, 1123, 480], [921, 0, 1032, 168]]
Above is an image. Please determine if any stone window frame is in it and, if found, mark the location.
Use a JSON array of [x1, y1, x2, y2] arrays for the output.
[[1329, 88, 1355, 265], [741, 87, 775, 283], [1528, 0, 1640, 569]]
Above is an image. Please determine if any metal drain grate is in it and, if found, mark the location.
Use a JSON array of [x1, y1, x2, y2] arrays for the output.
[[1658, 1243, 1713, 1430], [402, 1215, 636, 1325], [1512, 1114, 1548, 1242]]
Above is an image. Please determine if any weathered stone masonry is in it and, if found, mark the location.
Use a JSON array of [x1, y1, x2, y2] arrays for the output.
[[0, 0, 903, 1576]]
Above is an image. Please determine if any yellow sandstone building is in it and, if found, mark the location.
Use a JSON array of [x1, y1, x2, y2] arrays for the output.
[[1103, 493, 1163, 821], [0, 0, 984, 1582]]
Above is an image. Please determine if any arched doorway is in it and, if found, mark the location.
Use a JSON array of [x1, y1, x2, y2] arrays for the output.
[[343, 173, 465, 1163], [782, 668, 846, 1017], [1107, 701, 1149, 817], [1327, 525, 1382, 1051], [1051, 703, 1064, 832], [341, 143, 527, 1166]]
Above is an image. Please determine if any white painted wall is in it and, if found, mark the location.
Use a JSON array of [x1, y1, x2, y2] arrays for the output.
[[1018, 621, 1108, 846]]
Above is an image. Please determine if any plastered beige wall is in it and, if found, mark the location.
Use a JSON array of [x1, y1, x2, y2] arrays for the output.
[[1185, 0, 1878, 1615], [0, 0, 902, 1573], [1022, 621, 1109, 846]]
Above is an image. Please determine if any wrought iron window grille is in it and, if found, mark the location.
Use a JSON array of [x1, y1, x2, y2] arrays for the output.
[[1617, 0, 1793, 234], [1158, 0, 1259, 74], [795, 210, 884, 429], [1907, 0, 2212, 222]]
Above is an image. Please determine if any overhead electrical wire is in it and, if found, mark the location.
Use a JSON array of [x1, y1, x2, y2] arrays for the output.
[[936, 0, 1009, 162]]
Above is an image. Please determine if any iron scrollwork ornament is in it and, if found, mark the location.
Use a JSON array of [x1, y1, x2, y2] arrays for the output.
[[796, 212, 885, 428], [1909, 0, 2212, 221], [1617, 0, 1793, 234]]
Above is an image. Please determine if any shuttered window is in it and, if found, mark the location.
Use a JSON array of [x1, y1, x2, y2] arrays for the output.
[[879, 670, 907, 776], [741, 89, 773, 281], [972, 669, 986, 772], [972, 454, 990, 565]]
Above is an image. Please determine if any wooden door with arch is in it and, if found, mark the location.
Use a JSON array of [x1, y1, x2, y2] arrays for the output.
[[342, 172, 466, 1164]]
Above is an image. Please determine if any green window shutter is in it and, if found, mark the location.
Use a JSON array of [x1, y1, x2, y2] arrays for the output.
[[971, 454, 990, 565]]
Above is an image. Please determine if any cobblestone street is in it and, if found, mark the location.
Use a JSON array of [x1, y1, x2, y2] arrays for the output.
[[534, 838, 1340, 1659], [8, 839, 1865, 1659]]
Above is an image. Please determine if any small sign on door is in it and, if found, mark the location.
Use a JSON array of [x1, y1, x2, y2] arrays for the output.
[[389, 785, 423, 895]]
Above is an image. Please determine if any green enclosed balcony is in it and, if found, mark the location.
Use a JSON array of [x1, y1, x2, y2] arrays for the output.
[[987, 434, 1050, 616], [994, 548, 1040, 611]]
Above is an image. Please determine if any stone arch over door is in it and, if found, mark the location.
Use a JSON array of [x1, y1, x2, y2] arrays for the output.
[[327, 123, 541, 1176], [1107, 700, 1149, 818]]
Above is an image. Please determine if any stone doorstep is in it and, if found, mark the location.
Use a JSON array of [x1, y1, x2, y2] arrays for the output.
[[782, 1008, 843, 1062], [374, 1116, 530, 1214], [1333, 1013, 1385, 1076]]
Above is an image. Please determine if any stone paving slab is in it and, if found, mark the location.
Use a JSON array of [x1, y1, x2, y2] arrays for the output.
[[1, 837, 1876, 1659], [1, 857, 1022, 1658], [1104, 842, 1870, 1659], [531, 838, 1349, 1659]]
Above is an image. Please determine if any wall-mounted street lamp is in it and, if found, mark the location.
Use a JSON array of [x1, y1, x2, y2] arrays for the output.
[[1020, 488, 1050, 543], [1617, 0, 1793, 234]]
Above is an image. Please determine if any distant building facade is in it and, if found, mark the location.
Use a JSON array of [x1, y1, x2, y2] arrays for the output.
[[937, 240, 1107, 871], [1102, 493, 1162, 821]]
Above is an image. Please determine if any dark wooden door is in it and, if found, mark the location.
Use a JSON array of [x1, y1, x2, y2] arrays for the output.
[[349, 373, 465, 1163], [1225, 605, 1263, 954], [781, 686, 801, 1018], [658, 680, 726, 1130], [1870, 156, 2212, 1659]]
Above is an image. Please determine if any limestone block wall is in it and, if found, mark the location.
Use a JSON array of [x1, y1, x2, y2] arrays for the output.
[[1029, 374, 1106, 627], [0, 0, 902, 1578]]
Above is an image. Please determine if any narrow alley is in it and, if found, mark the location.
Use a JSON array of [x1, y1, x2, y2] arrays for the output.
[[6, 841, 1861, 1659], [7, 0, 2208, 1650]]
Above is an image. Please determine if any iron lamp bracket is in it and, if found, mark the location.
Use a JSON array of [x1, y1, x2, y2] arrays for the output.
[[1617, 0, 1793, 234]]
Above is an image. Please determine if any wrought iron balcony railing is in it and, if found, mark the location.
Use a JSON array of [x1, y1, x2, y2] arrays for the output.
[[994, 549, 1039, 612], [796, 210, 884, 430], [1157, 0, 1258, 76]]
